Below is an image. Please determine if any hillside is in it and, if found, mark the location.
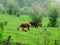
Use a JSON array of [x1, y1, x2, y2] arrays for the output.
[[0, 0, 60, 45], [0, 14, 60, 45]]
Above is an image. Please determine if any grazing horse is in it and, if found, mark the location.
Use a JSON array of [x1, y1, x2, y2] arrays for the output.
[[29, 22, 42, 28], [17, 23, 31, 31], [29, 22, 37, 28]]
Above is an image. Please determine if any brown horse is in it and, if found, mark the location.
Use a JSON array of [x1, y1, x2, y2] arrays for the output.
[[17, 23, 31, 31]]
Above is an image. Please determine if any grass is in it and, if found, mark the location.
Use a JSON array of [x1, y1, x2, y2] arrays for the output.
[[0, 14, 60, 45]]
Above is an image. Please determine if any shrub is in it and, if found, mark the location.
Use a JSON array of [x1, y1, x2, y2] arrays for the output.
[[31, 14, 42, 23], [30, 8, 43, 23], [4, 21, 8, 26], [0, 22, 4, 30], [7, 0, 20, 16], [0, 23, 4, 43], [0, 4, 5, 14], [0, 30, 3, 43], [48, 3, 58, 27]]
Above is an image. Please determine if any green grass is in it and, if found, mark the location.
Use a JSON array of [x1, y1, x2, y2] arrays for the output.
[[0, 14, 60, 45]]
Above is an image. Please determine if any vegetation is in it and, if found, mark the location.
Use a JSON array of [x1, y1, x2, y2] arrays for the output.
[[0, 0, 60, 45], [48, 4, 58, 27], [0, 14, 60, 45]]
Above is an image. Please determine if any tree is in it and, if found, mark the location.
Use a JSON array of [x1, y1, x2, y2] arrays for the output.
[[6, 0, 20, 15], [0, 4, 5, 14], [48, 3, 58, 27], [30, 2, 45, 23], [29, 0, 52, 23]]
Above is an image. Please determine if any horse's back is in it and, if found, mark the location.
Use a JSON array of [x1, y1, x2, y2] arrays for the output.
[[20, 23, 31, 27]]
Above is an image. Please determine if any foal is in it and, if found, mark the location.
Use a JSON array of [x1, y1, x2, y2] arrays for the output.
[[29, 22, 37, 28]]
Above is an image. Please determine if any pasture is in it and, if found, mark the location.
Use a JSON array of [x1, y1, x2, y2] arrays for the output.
[[0, 14, 60, 45]]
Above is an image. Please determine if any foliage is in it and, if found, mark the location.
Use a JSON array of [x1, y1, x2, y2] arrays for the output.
[[0, 22, 4, 43], [48, 3, 58, 27], [6, 0, 20, 15], [0, 22, 4, 30], [31, 12, 42, 23], [0, 14, 60, 45], [4, 21, 8, 26], [0, 30, 3, 43], [0, 4, 5, 14], [30, 2, 44, 23]]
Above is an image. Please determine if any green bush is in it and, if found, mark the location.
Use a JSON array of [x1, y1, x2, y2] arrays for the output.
[[0, 22, 4, 30], [0, 30, 4, 44], [7, 0, 20, 16], [4, 21, 8, 26], [0, 31, 3, 43], [0, 4, 5, 14], [31, 12, 42, 23], [48, 3, 58, 27]]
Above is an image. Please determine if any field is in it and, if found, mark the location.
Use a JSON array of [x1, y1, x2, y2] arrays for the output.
[[0, 14, 60, 45]]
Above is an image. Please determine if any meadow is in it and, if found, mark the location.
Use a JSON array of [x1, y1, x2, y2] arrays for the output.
[[0, 14, 60, 45]]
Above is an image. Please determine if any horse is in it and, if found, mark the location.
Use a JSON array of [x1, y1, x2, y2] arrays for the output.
[[29, 22, 37, 28], [29, 22, 42, 28], [17, 23, 31, 31]]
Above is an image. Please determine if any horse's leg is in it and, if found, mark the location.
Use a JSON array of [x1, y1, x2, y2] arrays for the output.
[[35, 25, 37, 28], [22, 27, 24, 31], [36, 25, 38, 28], [28, 26, 30, 30]]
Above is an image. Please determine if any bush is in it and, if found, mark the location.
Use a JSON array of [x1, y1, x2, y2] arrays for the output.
[[31, 12, 42, 23], [0, 22, 4, 30], [0, 23, 4, 43], [48, 3, 58, 27], [7, 0, 20, 16], [0, 31, 3, 43], [0, 4, 5, 14], [4, 21, 8, 26]]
